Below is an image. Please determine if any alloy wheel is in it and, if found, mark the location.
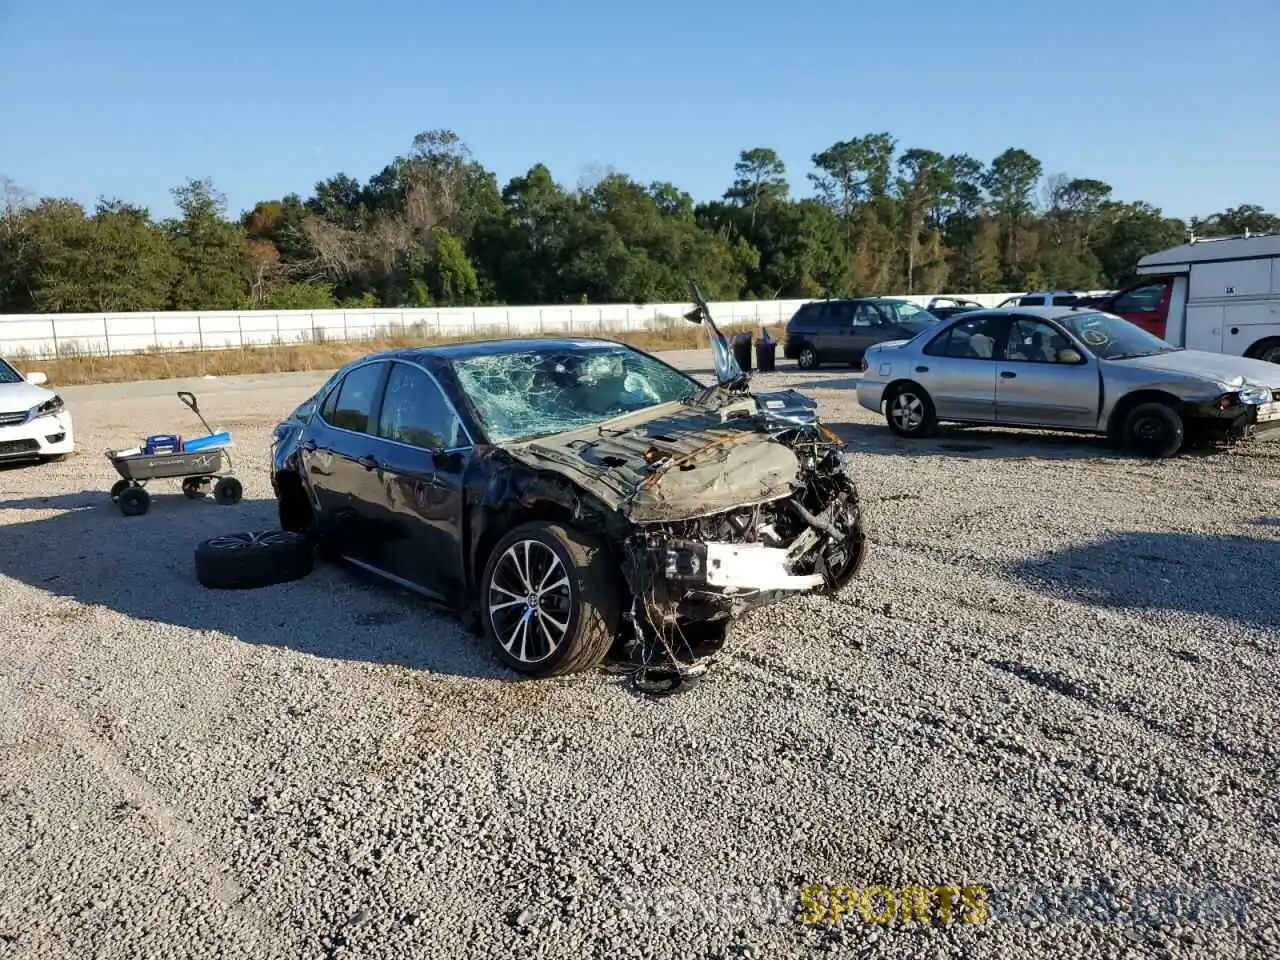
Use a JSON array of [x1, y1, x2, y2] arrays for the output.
[[487, 539, 573, 665], [206, 531, 298, 551], [891, 391, 925, 432]]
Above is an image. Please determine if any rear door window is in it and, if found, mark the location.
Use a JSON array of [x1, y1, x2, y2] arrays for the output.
[[377, 363, 465, 449], [821, 303, 853, 327], [1018, 295, 1045, 306], [924, 315, 1006, 359], [850, 303, 879, 327], [795, 303, 835, 328], [327, 362, 389, 434]]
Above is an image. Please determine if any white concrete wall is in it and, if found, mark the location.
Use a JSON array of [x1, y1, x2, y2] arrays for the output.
[[0, 293, 1041, 359]]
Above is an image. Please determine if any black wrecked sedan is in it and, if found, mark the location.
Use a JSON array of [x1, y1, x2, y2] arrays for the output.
[[255, 305, 866, 685]]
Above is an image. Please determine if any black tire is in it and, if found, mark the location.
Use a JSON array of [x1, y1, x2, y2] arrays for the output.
[[1123, 402, 1185, 458], [110, 478, 132, 500], [182, 477, 207, 500], [796, 345, 819, 370], [194, 530, 315, 589], [885, 382, 938, 438], [479, 521, 621, 677], [1249, 338, 1280, 364], [118, 486, 150, 516], [213, 476, 243, 505]]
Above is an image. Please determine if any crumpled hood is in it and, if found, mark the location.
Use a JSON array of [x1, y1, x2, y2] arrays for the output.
[[504, 401, 801, 522], [0, 381, 55, 415], [1112, 350, 1280, 390]]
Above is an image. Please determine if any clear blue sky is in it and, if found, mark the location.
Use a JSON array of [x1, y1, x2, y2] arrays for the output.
[[2, 0, 1276, 222]]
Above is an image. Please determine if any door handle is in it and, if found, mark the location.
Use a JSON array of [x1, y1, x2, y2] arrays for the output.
[[1001, 371, 1017, 379], [915, 366, 929, 373], [356, 454, 379, 471]]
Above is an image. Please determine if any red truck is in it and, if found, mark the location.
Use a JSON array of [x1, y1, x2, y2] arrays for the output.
[[1092, 233, 1280, 364]]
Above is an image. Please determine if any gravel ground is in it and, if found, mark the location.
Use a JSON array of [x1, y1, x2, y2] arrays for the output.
[[1, 352, 1278, 960]]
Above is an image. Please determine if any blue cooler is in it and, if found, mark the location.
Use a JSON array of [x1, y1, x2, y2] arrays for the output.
[[143, 434, 182, 454]]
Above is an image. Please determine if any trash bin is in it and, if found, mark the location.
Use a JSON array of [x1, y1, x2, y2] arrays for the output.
[[755, 338, 777, 373], [731, 333, 753, 373]]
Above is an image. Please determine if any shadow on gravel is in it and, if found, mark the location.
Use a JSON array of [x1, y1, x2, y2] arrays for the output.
[[826, 421, 1257, 462], [0, 491, 513, 680], [1008, 531, 1280, 630], [827, 421, 1126, 461]]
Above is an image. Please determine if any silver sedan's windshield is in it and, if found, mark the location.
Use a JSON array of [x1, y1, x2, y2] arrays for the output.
[[451, 345, 703, 442], [1061, 312, 1180, 360]]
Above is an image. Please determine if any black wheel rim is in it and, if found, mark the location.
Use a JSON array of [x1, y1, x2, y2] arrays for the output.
[[487, 540, 573, 665], [206, 531, 295, 551], [1134, 416, 1165, 445]]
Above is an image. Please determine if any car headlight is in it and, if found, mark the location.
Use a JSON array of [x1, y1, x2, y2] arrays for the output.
[[1239, 381, 1271, 405], [28, 395, 64, 419]]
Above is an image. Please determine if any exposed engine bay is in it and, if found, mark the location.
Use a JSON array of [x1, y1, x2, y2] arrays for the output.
[[615, 393, 866, 692]]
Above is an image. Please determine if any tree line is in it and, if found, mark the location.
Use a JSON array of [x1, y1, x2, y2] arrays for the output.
[[1, 129, 1276, 314]]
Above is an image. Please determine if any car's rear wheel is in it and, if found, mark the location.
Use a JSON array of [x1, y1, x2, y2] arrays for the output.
[[480, 522, 621, 677], [885, 383, 937, 438], [1123, 402, 1184, 458], [797, 346, 819, 370]]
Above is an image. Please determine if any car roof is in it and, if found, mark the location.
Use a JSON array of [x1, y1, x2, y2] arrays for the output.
[[801, 297, 879, 305], [948, 305, 1096, 322], [362, 337, 633, 364]]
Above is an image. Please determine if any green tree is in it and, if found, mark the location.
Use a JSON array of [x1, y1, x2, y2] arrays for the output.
[[896, 148, 951, 292], [724, 148, 788, 229], [166, 179, 250, 309], [982, 148, 1043, 285]]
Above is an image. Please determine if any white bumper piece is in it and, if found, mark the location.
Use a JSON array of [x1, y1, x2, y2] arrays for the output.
[[703, 541, 825, 592]]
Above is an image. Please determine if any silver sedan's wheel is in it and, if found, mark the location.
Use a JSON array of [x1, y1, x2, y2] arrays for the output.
[[885, 383, 937, 438], [480, 522, 621, 677]]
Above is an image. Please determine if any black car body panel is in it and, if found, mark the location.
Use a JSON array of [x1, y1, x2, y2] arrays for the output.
[[271, 339, 866, 673]]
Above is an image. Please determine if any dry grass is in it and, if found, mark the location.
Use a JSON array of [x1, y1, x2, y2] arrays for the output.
[[20, 322, 785, 386]]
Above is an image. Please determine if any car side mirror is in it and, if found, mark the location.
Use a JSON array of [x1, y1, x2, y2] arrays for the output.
[[1058, 348, 1084, 364], [432, 448, 462, 469], [24, 371, 47, 386]]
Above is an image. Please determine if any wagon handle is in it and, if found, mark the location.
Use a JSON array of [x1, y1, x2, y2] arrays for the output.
[[177, 391, 215, 436]]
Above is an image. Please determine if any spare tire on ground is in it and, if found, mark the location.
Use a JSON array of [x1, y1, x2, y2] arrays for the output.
[[194, 530, 315, 589]]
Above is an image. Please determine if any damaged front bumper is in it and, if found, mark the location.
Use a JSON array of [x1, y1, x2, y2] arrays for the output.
[[622, 491, 867, 627]]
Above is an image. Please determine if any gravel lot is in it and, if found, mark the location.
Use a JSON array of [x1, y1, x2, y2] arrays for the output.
[[1, 351, 1278, 960]]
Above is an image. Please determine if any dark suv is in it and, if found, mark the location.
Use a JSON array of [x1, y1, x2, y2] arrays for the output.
[[783, 298, 939, 369]]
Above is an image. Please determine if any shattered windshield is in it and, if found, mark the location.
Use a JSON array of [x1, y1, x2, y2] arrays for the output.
[[450, 344, 704, 443]]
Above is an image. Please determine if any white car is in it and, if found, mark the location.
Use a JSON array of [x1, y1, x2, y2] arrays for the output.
[[0, 358, 74, 463]]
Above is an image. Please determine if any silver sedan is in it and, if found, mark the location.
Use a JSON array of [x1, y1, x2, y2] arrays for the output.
[[855, 307, 1280, 457]]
